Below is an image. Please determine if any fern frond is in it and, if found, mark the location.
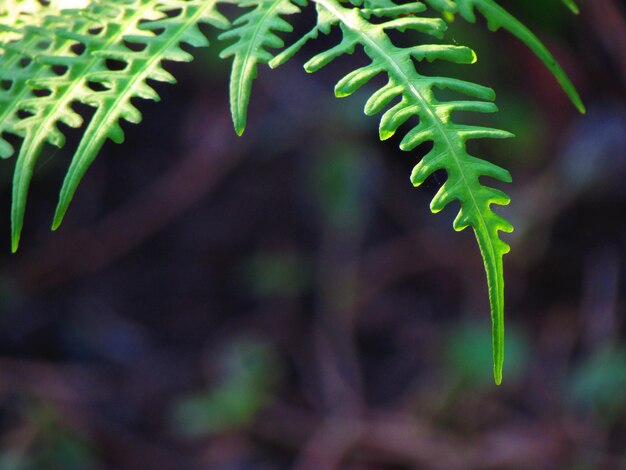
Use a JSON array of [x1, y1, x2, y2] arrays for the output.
[[0, 0, 228, 250], [219, 0, 306, 135], [425, 0, 586, 113], [280, 0, 513, 383]]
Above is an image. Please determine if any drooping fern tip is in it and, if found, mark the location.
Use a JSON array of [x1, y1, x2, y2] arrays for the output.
[[0, 0, 585, 384]]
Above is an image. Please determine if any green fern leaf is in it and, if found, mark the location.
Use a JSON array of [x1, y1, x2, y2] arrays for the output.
[[426, 0, 586, 113], [0, 0, 228, 250], [281, 0, 513, 383], [53, 0, 228, 231], [219, 0, 306, 135]]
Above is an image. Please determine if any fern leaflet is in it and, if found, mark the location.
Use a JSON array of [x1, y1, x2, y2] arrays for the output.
[[275, 0, 513, 383], [53, 0, 228, 230], [0, 0, 228, 250], [219, 0, 306, 135], [425, 0, 586, 113]]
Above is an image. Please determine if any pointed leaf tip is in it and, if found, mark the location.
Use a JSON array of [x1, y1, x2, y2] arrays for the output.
[[11, 235, 19, 254], [494, 370, 502, 385], [51, 211, 64, 231]]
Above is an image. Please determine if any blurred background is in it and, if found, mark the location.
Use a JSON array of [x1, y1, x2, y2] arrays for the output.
[[0, 0, 624, 468]]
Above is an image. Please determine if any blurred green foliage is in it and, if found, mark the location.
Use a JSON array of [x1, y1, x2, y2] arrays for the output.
[[313, 144, 373, 231], [171, 338, 280, 437], [0, 400, 96, 470], [569, 347, 626, 422], [243, 251, 310, 299]]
